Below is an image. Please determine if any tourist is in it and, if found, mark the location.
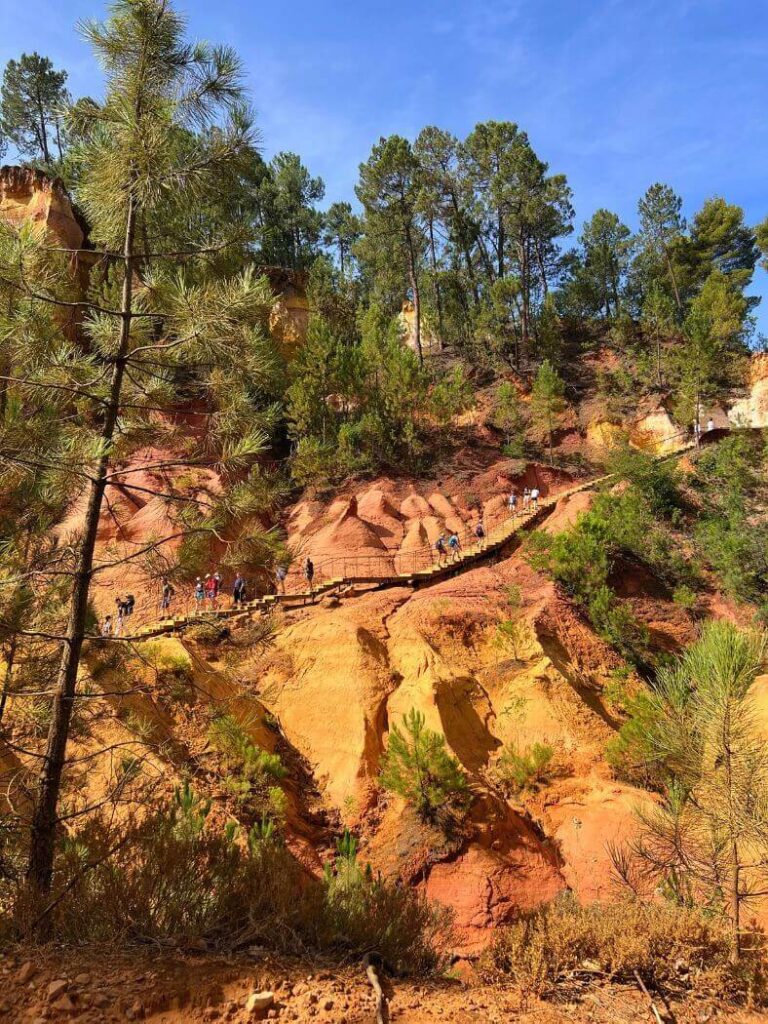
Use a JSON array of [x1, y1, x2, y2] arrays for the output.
[[115, 596, 125, 636], [125, 593, 135, 618], [232, 573, 246, 605], [275, 565, 287, 594], [448, 532, 461, 561], [507, 491, 517, 516], [435, 535, 447, 564], [530, 486, 540, 511], [707, 416, 715, 433], [204, 573, 218, 608], [161, 578, 174, 613], [194, 577, 204, 605], [523, 487, 530, 511], [474, 519, 486, 548], [101, 614, 113, 637], [304, 557, 315, 592]]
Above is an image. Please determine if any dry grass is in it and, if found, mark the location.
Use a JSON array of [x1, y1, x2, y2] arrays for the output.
[[8, 802, 450, 975], [478, 895, 768, 1005]]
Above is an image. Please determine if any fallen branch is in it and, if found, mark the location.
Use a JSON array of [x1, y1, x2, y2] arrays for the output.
[[634, 970, 665, 1024], [363, 954, 389, 1024]]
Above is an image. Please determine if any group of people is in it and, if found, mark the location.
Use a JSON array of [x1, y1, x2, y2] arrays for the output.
[[693, 417, 716, 444], [192, 571, 248, 609], [98, 481, 549, 636], [434, 519, 487, 565], [507, 486, 540, 515], [101, 592, 135, 637]]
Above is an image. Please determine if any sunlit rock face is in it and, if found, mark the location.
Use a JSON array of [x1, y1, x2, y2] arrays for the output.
[[0, 165, 84, 250], [261, 266, 310, 357], [399, 298, 441, 356], [729, 354, 768, 428]]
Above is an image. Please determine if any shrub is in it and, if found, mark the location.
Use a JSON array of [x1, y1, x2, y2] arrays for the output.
[[380, 709, 470, 825], [605, 688, 666, 789], [606, 442, 681, 517], [10, 793, 450, 975], [478, 895, 767, 1003], [493, 742, 554, 796], [672, 584, 698, 610], [208, 714, 287, 788]]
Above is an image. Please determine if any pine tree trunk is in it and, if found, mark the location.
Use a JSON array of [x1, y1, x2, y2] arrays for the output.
[[26, 196, 136, 905], [428, 218, 444, 345], [730, 841, 741, 965], [405, 226, 423, 366], [666, 252, 682, 311]]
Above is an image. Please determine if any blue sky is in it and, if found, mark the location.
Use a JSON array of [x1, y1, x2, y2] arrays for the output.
[[2, 0, 767, 332]]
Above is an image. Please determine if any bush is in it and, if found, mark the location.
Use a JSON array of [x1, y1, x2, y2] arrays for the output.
[[10, 793, 450, 975], [479, 895, 767, 1003], [606, 442, 681, 517], [208, 712, 286, 790], [493, 742, 554, 796], [605, 687, 666, 789], [380, 709, 470, 825]]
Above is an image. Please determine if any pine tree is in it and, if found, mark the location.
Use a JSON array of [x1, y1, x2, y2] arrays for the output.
[[322, 201, 361, 280], [630, 622, 768, 964], [0, 0, 277, 907], [531, 359, 566, 463], [356, 136, 425, 364], [0, 52, 70, 165], [380, 708, 469, 823]]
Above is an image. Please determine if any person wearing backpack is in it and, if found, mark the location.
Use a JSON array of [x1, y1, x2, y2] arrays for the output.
[[435, 535, 447, 565], [448, 532, 461, 561], [474, 519, 486, 549]]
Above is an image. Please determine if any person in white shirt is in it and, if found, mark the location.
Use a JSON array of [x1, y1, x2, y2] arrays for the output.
[[530, 487, 540, 511]]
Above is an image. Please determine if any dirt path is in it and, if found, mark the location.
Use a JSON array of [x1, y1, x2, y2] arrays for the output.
[[3, 947, 763, 1023]]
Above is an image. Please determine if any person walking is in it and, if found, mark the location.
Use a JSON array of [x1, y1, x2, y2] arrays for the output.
[[232, 573, 246, 606], [530, 486, 540, 512], [435, 535, 447, 565], [304, 557, 315, 595], [507, 491, 517, 517], [161, 578, 174, 613], [204, 573, 217, 608], [125, 593, 135, 618], [114, 596, 125, 636], [101, 614, 113, 637], [194, 577, 204, 607], [448, 532, 461, 562], [707, 416, 715, 434], [474, 519, 486, 550], [275, 565, 287, 594], [523, 487, 530, 512]]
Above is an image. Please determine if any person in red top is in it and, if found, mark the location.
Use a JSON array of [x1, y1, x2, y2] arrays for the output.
[[204, 573, 218, 608]]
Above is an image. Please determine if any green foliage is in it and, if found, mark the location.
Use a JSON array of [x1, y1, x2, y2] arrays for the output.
[[605, 442, 681, 516], [493, 742, 554, 796], [172, 782, 212, 842], [380, 709, 469, 824], [606, 688, 667, 787], [286, 308, 443, 484], [530, 359, 566, 461], [492, 381, 525, 453], [0, 52, 70, 165], [208, 713, 287, 786], [690, 434, 768, 605], [428, 365, 474, 428], [626, 622, 768, 959]]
